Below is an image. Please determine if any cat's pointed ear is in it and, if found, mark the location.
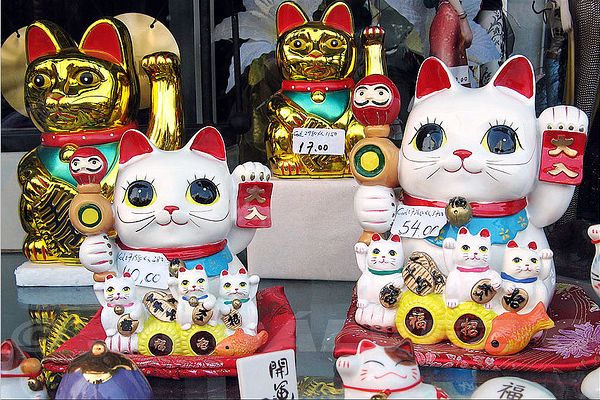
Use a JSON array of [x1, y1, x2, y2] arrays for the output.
[[357, 339, 377, 354], [26, 20, 75, 64], [221, 270, 229, 276], [372, 233, 382, 242], [479, 229, 490, 238], [390, 234, 401, 243], [79, 18, 132, 68], [119, 129, 156, 165], [415, 57, 455, 101], [106, 274, 115, 280], [179, 267, 187, 273], [458, 226, 469, 235], [187, 126, 227, 162], [397, 338, 415, 358], [238, 268, 247, 274], [507, 240, 518, 248], [322, 2, 353, 35], [528, 241, 538, 250], [490, 55, 534, 102], [123, 272, 131, 278], [277, 2, 309, 37], [195, 265, 204, 270]]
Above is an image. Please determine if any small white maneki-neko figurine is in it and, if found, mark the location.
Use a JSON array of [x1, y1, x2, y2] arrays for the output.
[[336, 339, 448, 399]]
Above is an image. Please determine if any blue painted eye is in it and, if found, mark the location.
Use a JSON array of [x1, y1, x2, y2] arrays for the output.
[[485, 125, 518, 154], [188, 179, 219, 205], [126, 180, 154, 207], [414, 123, 445, 152], [373, 248, 380, 254]]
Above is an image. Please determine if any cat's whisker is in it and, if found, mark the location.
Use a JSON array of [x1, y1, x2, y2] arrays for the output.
[[414, 162, 438, 171], [189, 210, 230, 223], [486, 165, 512, 175], [485, 171, 500, 182], [425, 168, 440, 180], [189, 209, 212, 215], [116, 210, 156, 224], [131, 210, 155, 215], [135, 216, 156, 232]]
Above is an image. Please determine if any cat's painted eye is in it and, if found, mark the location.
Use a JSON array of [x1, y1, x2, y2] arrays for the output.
[[198, 278, 205, 283], [412, 123, 446, 152], [187, 179, 219, 206], [372, 248, 380, 254], [389, 250, 397, 256], [461, 245, 470, 251], [323, 37, 343, 50], [240, 282, 247, 287], [224, 282, 231, 288], [125, 180, 155, 208], [482, 125, 520, 154], [531, 258, 538, 264], [106, 286, 114, 293], [181, 280, 189, 286], [32, 73, 51, 89], [76, 70, 101, 86], [512, 257, 522, 263], [479, 246, 488, 252], [122, 286, 130, 292], [289, 37, 309, 51]]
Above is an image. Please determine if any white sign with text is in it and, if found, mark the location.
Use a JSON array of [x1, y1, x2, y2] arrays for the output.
[[292, 128, 345, 156], [391, 205, 447, 239], [116, 250, 170, 289], [237, 349, 298, 400]]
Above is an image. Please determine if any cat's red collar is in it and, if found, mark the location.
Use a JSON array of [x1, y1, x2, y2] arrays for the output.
[[40, 123, 137, 148], [116, 239, 227, 261], [282, 78, 354, 92], [402, 193, 527, 217], [343, 378, 423, 394]]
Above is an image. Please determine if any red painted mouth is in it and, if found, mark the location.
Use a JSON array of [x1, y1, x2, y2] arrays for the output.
[[374, 372, 407, 379]]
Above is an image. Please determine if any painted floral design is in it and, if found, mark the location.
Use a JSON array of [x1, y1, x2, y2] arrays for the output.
[[517, 216, 527, 228], [536, 322, 600, 358]]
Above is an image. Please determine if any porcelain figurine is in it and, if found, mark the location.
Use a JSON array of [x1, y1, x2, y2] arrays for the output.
[[55, 341, 152, 399], [213, 329, 269, 357], [355, 234, 405, 332], [336, 339, 448, 399], [471, 376, 556, 399], [443, 227, 503, 308], [17, 18, 182, 266], [351, 73, 401, 137], [0, 340, 48, 399], [493, 241, 552, 314], [354, 55, 589, 305], [94, 272, 146, 353], [589, 224, 600, 298], [216, 268, 260, 336], [581, 366, 600, 399], [168, 264, 216, 330], [485, 302, 554, 355], [266, 2, 372, 177]]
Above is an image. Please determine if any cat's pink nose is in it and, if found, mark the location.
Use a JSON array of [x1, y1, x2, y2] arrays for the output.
[[164, 206, 179, 214], [453, 149, 472, 160]]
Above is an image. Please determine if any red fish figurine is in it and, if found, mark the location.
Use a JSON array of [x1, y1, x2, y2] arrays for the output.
[[213, 329, 268, 357]]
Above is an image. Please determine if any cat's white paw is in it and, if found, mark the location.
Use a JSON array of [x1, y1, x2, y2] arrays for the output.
[[589, 225, 600, 242], [105, 329, 117, 337], [490, 275, 502, 290], [503, 282, 516, 294], [539, 248, 554, 260], [538, 105, 588, 135], [357, 300, 368, 308], [354, 185, 397, 233], [79, 234, 116, 273], [391, 277, 405, 288], [181, 323, 192, 331], [232, 162, 271, 183], [249, 275, 260, 285], [204, 296, 216, 310], [484, 302, 492, 309], [354, 242, 368, 254], [446, 299, 459, 308], [443, 238, 456, 250]]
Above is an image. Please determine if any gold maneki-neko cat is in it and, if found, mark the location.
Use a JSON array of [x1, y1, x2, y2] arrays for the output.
[[266, 1, 385, 178], [18, 18, 182, 263]]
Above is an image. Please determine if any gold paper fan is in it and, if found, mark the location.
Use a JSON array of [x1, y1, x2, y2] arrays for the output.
[[1, 27, 29, 116], [115, 13, 180, 109]]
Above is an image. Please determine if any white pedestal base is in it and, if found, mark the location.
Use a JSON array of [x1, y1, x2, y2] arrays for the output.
[[247, 178, 362, 281], [15, 261, 94, 286]]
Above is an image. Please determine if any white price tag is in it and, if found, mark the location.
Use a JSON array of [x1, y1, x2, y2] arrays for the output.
[[237, 349, 298, 400], [391, 205, 447, 239], [292, 128, 345, 155], [116, 250, 170, 289], [450, 65, 470, 86]]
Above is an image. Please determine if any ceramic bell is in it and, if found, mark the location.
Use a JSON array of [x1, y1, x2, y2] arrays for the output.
[[0, 340, 48, 399], [55, 341, 152, 399]]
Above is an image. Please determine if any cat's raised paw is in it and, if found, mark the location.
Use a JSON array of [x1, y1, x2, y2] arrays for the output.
[[442, 238, 456, 250], [539, 248, 554, 260], [233, 162, 271, 182], [354, 242, 368, 254], [79, 234, 116, 273], [141, 51, 180, 79], [445, 299, 458, 308], [588, 225, 600, 242], [538, 105, 588, 134]]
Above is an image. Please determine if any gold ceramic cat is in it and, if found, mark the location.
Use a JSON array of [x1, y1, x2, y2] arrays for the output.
[[18, 18, 182, 263], [266, 1, 366, 178]]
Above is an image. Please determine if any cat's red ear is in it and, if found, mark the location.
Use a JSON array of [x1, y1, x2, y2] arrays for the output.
[[179, 267, 187, 273], [119, 129, 154, 165], [491, 55, 534, 100], [79, 19, 124, 65], [106, 274, 114, 280], [528, 241, 538, 250], [322, 2, 353, 35], [357, 339, 377, 354], [196, 265, 204, 270], [507, 240, 518, 248], [276, 2, 309, 37], [371, 233, 382, 242], [397, 338, 415, 357], [26, 25, 60, 63], [1, 340, 14, 361], [458, 227, 469, 235], [221, 270, 229, 276], [123, 272, 131, 278], [188, 126, 226, 161], [238, 268, 247, 274], [479, 229, 490, 238], [416, 57, 453, 99], [390, 234, 401, 243]]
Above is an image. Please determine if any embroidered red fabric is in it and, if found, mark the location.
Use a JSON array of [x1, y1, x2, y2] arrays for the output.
[[43, 286, 296, 378]]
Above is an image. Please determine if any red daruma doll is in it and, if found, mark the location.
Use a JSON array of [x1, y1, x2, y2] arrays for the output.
[[352, 74, 401, 138]]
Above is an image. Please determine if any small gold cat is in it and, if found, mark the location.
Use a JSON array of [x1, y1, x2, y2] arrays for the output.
[[266, 1, 365, 177], [19, 18, 182, 263]]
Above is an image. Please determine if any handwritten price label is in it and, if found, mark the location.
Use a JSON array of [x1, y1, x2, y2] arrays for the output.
[[292, 128, 345, 155], [116, 250, 170, 289], [450, 65, 470, 85], [391, 205, 447, 239]]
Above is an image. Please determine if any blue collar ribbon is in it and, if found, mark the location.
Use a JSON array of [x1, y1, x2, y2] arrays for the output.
[[182, 294, 208, 302], [501, 272, 537, 283]]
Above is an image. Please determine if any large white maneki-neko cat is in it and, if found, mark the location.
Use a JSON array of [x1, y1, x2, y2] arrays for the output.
[[355, 55, 588, 305]]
